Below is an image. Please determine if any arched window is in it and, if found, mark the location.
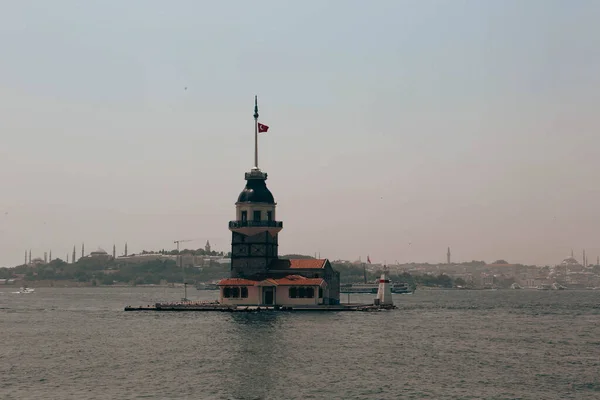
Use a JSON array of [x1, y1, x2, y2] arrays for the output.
[[289, 287, 297, 298], [306, 287, 315, 298], [232, 287, 240, 298], [223, 287, 231, 298], [241, 287, 248, 298], [298, 287, 306, 298]]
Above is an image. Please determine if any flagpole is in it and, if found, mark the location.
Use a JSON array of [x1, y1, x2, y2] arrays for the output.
[[253, 95, 259, 170]]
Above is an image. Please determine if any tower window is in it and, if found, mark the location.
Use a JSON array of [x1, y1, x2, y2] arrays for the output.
[[253, 210, 261, 221], [241, 211, 247, 221], [267, 211, 273, 221]]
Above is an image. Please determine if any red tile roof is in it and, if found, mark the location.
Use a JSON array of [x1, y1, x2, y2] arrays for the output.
[[271, 259, 327, 270], [256, 279, 278, 286], [273, 275, 325, 286], [218, 278, 257, 286], [217, 275, 325, 287]]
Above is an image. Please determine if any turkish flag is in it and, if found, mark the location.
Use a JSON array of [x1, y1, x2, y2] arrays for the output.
[[258, 123, 269, 133]]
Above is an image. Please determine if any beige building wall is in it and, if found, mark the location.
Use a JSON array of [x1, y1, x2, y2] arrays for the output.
[[219, 285, 324, 306], [275, 285, 321, 305], [219, 285, 260, 305]]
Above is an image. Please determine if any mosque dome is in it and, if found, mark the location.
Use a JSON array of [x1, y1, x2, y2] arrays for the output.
[[237, 177, 275, 204], [561, 257, 579, 265]]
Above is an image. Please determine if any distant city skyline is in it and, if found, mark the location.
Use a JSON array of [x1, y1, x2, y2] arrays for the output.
[[18, 242, 596, 268], [2, 1, 600, 267]]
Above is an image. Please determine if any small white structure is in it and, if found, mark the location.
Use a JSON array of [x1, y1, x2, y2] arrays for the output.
[[375, 266, 393, 306]]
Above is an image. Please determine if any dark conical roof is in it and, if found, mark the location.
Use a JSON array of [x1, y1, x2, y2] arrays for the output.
[[237, 173, 275, 204]]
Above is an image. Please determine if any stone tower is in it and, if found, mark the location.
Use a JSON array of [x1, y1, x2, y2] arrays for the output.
[[205, 240, 211, 254], [229, 169, 282, 278], [447, 246, 451, 264], [228, 96, 281, 279]]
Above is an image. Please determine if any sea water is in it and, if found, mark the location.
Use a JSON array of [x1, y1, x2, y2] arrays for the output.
[[1, 287, 599, 399]]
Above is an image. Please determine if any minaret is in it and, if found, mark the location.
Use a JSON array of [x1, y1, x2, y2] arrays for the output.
[[24, 251, 27, 266], [571, 249, 574, 258], [67, 253, 69, 263], [49, 250, 52, 262], [28, 250, 31, 264], [113, 244, 116, 259], [447, 247, 451, 264], [44, 252, 47, 263], [583, 249, 586, 267], [72, 246, 76, 264], [228, 97, 282, 279], [81, 243, 85, 259], [124, 242, 128, 257]]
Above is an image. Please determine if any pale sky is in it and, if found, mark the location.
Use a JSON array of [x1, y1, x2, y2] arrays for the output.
[[1, 1, 599, 267]]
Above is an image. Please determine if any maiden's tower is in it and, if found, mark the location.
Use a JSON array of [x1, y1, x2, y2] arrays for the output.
[[217, 98, 340, 306]]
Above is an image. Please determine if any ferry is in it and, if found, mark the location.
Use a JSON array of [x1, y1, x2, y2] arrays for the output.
[[340, 282, 412, 294]]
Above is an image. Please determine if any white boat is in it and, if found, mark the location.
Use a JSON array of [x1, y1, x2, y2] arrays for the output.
[[551, 283, 566, 290], [18, 287, 35, 293], [340, 282, 412, 294]]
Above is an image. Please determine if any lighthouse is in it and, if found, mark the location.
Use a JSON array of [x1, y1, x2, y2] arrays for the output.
[[375, 266, 394, 306], [217, 97, 341, 306], [229, 96, 282, 278]]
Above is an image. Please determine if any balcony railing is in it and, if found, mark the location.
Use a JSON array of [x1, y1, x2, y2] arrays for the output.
[[229, 220, 283, 229]]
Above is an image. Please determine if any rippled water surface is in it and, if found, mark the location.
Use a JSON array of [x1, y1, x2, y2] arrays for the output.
[[1, 287, 599, 399]]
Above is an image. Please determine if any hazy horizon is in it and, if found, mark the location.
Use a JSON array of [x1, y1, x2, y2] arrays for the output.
[[2, 1, 599, 267]]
